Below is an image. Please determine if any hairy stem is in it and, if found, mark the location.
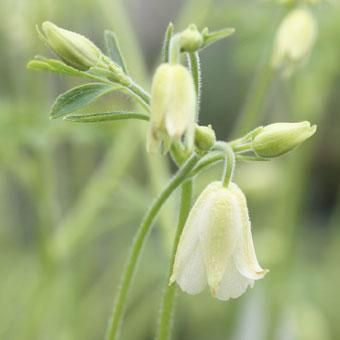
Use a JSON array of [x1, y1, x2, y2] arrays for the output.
[[156, 179, 193, 340], [105, 154, 200, 340]]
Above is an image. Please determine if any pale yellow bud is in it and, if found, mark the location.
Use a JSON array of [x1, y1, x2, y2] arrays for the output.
[[272, 8, 317, 71], [170, 181, 267, 300], [41, 21, 102, 71], [180, 24, 204, 52], [147, 63, 196, 154], [252, 121, 316, 158]]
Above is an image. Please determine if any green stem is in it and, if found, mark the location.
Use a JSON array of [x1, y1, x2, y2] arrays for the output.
[[156, 179, 193, 340], [128, 81, 151, 106], [105, 154, 200, 340], [187, 51, 201, 117]]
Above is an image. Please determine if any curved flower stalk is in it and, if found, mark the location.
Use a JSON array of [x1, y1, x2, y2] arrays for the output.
[[170, 181, 268, 300]]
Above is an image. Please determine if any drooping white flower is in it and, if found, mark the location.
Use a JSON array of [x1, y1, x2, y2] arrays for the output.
[[170, 181, 268, 300]]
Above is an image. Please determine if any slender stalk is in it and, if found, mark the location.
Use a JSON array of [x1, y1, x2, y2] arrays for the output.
[[187, 51, 201, 117], [221, 145, 235, 188], [156, 179, 193, 340], [128, 81, 151, 106], [105, 154, 200, 340]]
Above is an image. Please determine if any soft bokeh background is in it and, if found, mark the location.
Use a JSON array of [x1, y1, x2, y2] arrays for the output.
[[1, 0, 340, 339]]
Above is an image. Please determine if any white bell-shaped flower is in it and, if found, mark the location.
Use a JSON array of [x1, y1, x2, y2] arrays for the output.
[[170, 181, 268, 300]]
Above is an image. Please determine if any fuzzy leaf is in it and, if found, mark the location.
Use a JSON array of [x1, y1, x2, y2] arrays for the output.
[[50, 83, 121, 119]]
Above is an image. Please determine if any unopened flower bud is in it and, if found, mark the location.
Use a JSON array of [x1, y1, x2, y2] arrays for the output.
[[272, 8, 317, 71], [195, 124, 216, 151], [180, 24, 204, 52], [40, 21, 102, 71], [252, 121, 316, 158], [170, 181, 267, 300], [147, 63, 196, 154]]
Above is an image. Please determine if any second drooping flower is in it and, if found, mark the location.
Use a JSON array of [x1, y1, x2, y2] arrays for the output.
[[147, 63, 196, 154]]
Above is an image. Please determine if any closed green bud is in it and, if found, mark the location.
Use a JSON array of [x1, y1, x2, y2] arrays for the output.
[[252, 121, 316, 158], [195, 125, 216, 151], [40, 21, 102, 71], [180, 24, 203, 52], [147, 63, 196, 154]]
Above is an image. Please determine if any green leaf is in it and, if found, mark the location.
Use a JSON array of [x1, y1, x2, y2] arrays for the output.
[[27, 56, 86, 77], [64, 111, 149, 123], [104, 30, 128, 74], [200, 28, 235, 50], [50, 83, 121, 119], [162, 22, 174, 63]]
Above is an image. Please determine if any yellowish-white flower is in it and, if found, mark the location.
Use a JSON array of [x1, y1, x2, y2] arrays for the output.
[[252, 121, 317, 158], [272, 8, 317, 73], [40, 21, 103, 71], [147, 63, 196, 154], [170, 181, 268, 300]]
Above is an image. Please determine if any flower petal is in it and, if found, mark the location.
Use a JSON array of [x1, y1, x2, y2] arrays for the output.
[[199, 183, 242, 292], [215, 257, 254, 301], [229, 183, 268, 280]]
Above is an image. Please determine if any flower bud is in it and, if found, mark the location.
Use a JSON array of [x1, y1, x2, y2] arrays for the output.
[[179, 24, 204, 52], [147, 63, 196, 154], [170, 181, 267, 300], [252, 121, 316, 158], [272, 8, 317, 71], [195, 124, 216, 151], [40, 21, 102, 71]]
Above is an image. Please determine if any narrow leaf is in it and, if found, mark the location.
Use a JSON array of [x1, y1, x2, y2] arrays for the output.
[[64, 111, 149, 123], [104, 30, 128, 74], [50, 83, 121, 119], [162, 22, 174, 63], [201, 28, 235, 50]]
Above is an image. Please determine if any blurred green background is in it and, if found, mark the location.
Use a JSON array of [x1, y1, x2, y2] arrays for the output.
[[1, 0, 340, 339]]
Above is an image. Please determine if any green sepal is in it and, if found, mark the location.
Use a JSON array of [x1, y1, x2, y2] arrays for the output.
[[64, 111, 149, 123], [104, 30, 128, 74], [27, 56, 86, 77], [200, 27, 235, 50], [50, 83, 121, 119], [162, 22, 174, 63]]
